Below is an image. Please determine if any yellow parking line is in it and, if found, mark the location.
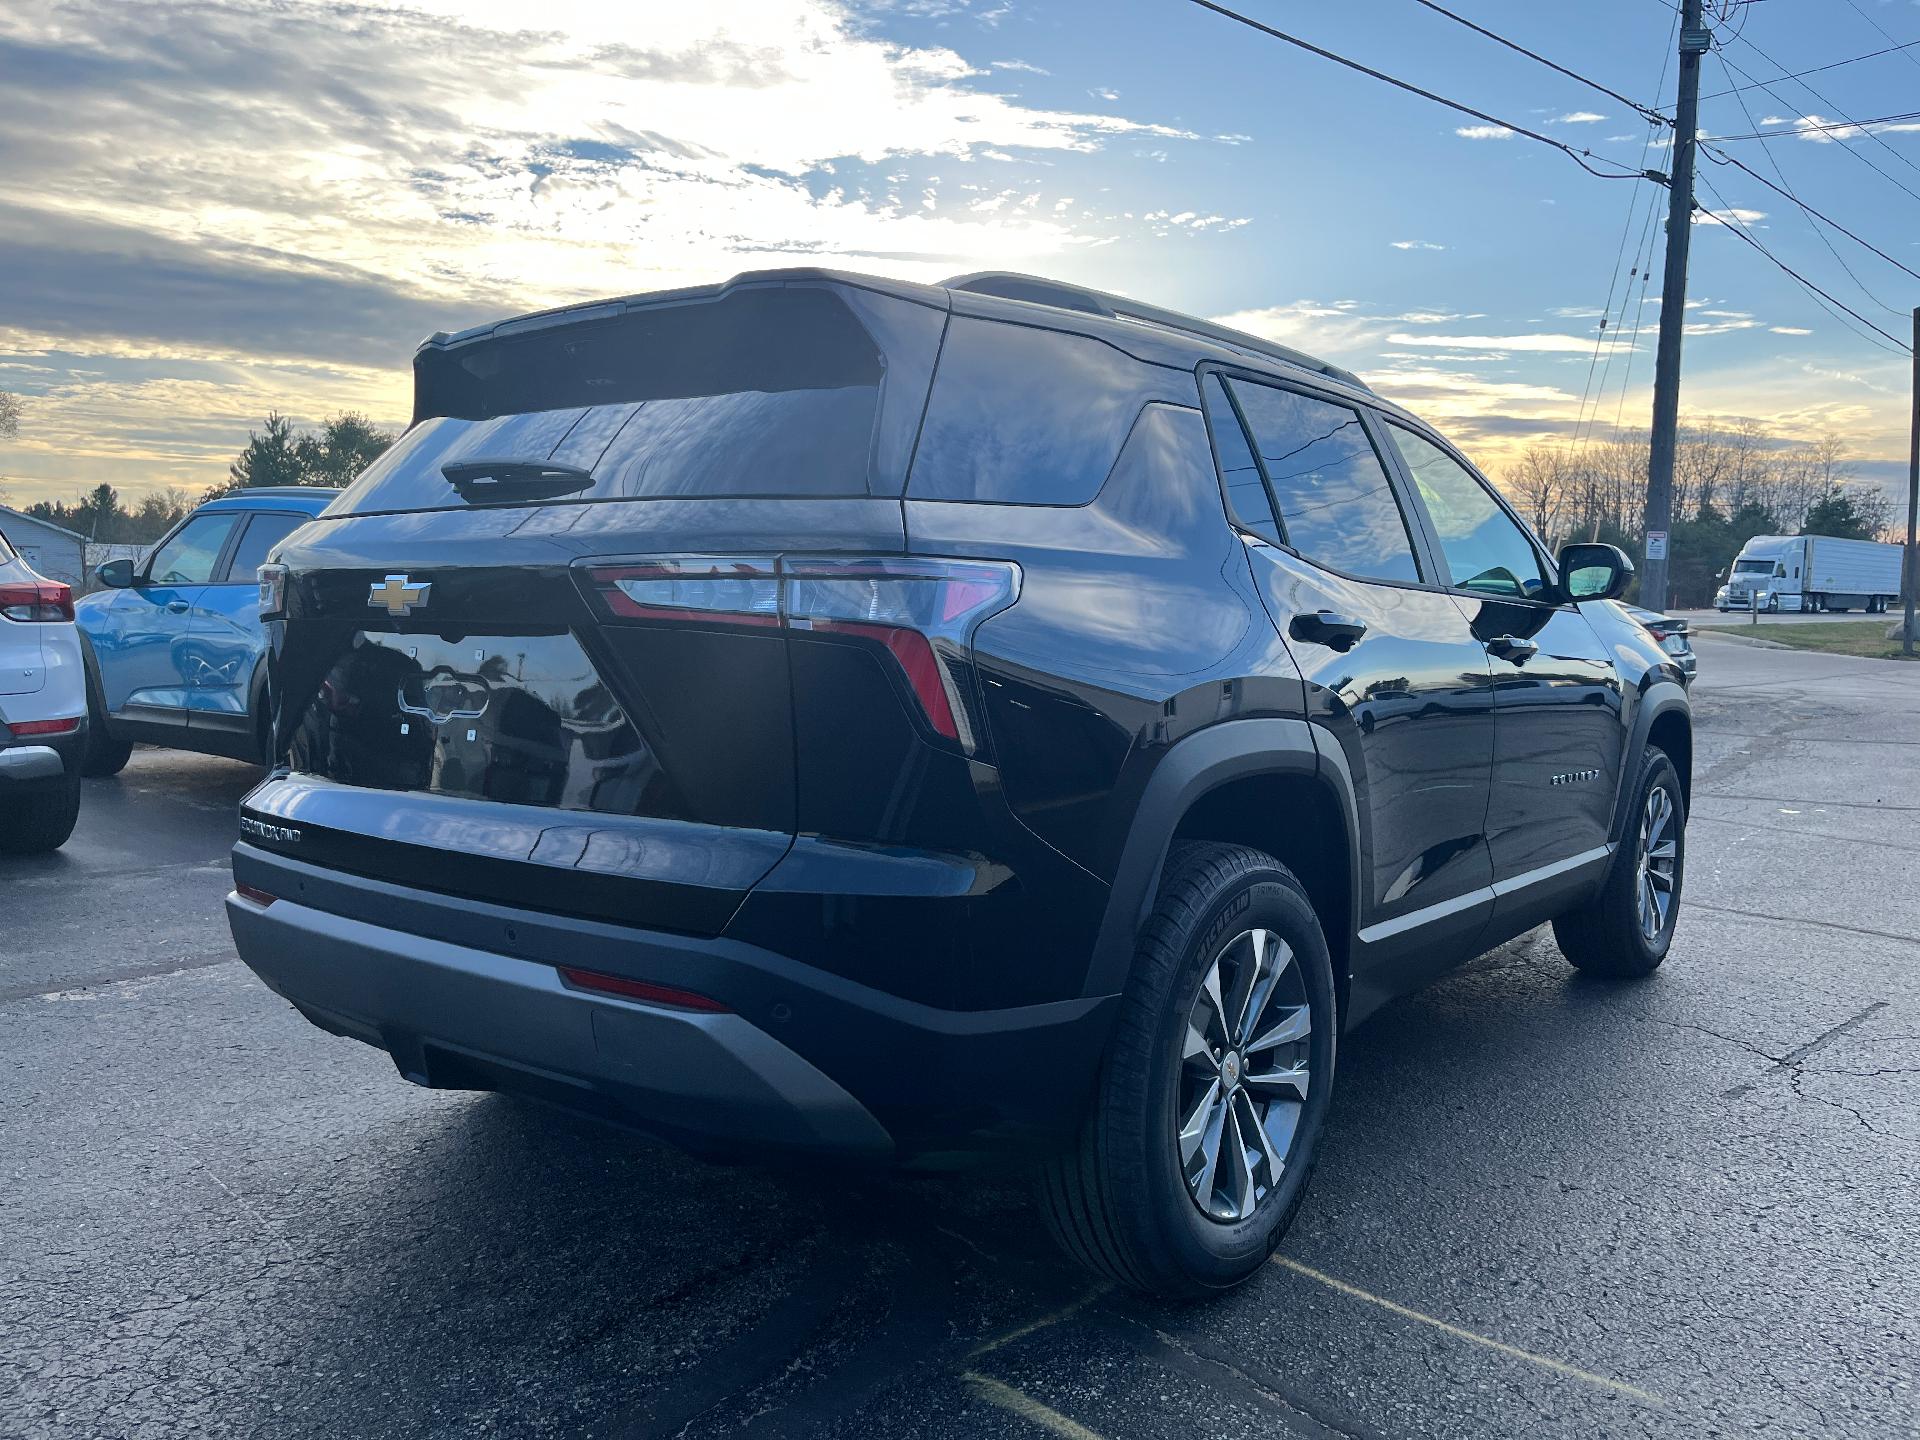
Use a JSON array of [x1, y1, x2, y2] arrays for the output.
[[1271, 1257, 1665, 1405], [963, 1372, 1107, 1439], [969, 1287, 1107, 1358]]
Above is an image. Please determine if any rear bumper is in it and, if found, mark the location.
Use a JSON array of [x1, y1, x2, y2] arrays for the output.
[[0, 725, 83, 787], [227, 843, 1118, 1160]]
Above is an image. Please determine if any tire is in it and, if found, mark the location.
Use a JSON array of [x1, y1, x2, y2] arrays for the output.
[[1038, 842, 1338, 1299], [1552, 746, 1685, 979], [79, 663, 133, 778], [0, 771, 83, 853]]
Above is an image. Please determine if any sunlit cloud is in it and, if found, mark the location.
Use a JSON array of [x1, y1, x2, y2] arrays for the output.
[[1391, 240, 1446, 251], [1455, 125, 1514, 140]]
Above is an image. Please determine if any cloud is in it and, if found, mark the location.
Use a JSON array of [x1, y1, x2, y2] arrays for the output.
[[1762, 111, 1920, 143], [1390, 240, 1446, 251], [990, 59, 1049, 74], [1385, 332, 1605, 353], [1455, 125, 1514, 140], [1695, 206, 1767, 227], [1550, 111, 1608, 125], [1770, 326, 1813, 335], [1088, 87, 1120, 102]]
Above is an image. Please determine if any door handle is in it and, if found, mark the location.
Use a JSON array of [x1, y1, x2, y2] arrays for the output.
[[1487, 634, 1538, 664], [167, 600, 190, 614], [1289, 610, 1369, 652]]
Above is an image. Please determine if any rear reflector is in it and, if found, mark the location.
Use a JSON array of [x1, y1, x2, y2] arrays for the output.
[[558, 966, 730, 1012], [580, 554, 1020, 752], [0, 581, 75, 623], [234, 882, 276, 907], [6, 715, 80, 736]]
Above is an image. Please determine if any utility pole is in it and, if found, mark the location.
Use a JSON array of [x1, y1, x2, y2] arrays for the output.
[[1904, 305, 1917, 658], [1641, 0, 1710, 612]]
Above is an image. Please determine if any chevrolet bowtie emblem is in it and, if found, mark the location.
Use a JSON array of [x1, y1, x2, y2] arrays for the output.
[[369, 574, 431, 617]]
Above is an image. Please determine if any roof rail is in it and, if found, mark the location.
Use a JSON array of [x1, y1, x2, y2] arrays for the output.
[[940, 271, 1371, 393], [206, 486, 341, 499]]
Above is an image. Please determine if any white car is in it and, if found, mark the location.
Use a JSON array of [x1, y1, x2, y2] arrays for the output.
[[0, 527, 88, 852]]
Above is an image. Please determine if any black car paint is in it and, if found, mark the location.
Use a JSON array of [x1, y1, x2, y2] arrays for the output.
[[232, 268, 1687, 1159]]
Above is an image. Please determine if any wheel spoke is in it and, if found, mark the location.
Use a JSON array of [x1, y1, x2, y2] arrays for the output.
[[1647, 867, 1675, 893], [1245, 1004, 1310, 1054], [1197, 959, 1230, 1048], [1179, 1076, 1220, 1165], [1236, 1090, 1285, 1192], [1230, 929, 1269, 1045], [1647, 840, 1677, 863], [1242, 1063, 1311, 1101], [1227, 1100, 1258, 1218], [1183, 1021, 1218, 1070]]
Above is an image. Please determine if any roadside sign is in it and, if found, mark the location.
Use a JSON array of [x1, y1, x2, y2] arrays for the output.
[[1646, 531, 1668, 561]]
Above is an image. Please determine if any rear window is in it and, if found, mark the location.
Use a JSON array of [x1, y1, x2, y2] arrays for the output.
[[329, 285, 940, 515], [908, 317, 1191, 505]]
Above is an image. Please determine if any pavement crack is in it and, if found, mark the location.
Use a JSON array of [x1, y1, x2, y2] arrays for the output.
[[1686, 902, 1920, 950], [1721, 1001, 1890, 1099]]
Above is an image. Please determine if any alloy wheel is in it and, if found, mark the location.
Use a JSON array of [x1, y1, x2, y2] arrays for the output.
[[1177, 927, 1312, 1223], [1635, 785, 1679, 942]]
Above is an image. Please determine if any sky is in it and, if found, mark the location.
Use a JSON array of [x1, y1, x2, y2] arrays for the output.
[[2, 0, 1918, 511]]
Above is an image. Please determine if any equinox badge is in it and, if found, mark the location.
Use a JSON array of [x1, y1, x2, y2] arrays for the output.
[[369, 574, 431, 616]]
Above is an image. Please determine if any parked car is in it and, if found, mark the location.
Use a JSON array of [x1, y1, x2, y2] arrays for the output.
[[223, 270, 1692, 1300], [0, 527, 87, 852], [1625, 604, 1696, 685], [74, 488, 336, 775]]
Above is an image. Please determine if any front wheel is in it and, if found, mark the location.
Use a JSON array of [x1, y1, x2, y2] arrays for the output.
[[1553, 746, 1685, 979], [1038, 843, 1338, 1299]]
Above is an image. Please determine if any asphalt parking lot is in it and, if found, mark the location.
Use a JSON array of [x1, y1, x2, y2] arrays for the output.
[[6, 638, 1918, 1439]]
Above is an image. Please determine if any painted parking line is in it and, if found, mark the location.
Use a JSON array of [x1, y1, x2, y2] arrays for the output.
[[969, 1287, 1107, 1359], [963, 1372, 1108, 1440], [1271, 1256, 1666, 1406]]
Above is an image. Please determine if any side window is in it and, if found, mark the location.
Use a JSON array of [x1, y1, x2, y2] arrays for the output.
[[224, 512, 309, 582], [145, 513, 239, 586], [909, 317, 1182, 505], [1226, 379, 1421, 584], [1386, 424, 1546, 600], [1201, 374, 1281, 543]]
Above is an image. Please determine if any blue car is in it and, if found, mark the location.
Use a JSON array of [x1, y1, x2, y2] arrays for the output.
[[75, 488, 337, 775]]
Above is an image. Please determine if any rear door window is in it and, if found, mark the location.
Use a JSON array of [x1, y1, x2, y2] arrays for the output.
[[224, 512, 310, 582], [1225, 378, 1421, 584], [1202, 374, 1281, 544], [146, 513, 239, 585]]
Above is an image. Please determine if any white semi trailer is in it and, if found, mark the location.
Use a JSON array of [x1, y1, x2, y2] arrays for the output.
[[1718, 533, 1905, 613]]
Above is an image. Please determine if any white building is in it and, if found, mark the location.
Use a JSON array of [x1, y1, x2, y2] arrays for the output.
[[0, 505, 87, 588]]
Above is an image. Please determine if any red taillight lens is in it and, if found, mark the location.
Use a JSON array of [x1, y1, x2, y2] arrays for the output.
[[588, 556, 780, 625], [234, 882, 276, 907], [581, 555, 1020, 754], [0, 581, 74, 623], [6, 715, 81, 736], [558, 966, 729, 1012]]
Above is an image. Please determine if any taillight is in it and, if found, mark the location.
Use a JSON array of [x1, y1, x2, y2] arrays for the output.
[[259, 563, 288, 620], [0, 581, 74, 623], [580, 554, 1021, 753]]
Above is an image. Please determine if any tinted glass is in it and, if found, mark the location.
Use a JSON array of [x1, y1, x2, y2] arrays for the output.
[[334, 287, 899, 513], [226, 512, 309, 581], [1227, 380, 1419, 583], [147, 513, 238, 586], [1203, 374, 1280, 543], [910, 317, 1174, 505], [1388, 424, 1545, 599]]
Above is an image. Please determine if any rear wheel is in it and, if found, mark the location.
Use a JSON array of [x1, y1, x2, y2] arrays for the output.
[[1038, 842, 1338, 1299], [79, 663, 133, 778], [0, 771, 83, 853], [1553, 746, 1684, 979]]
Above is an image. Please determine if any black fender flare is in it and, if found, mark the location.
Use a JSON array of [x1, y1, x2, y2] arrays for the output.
[[247, 655, 273, 760], [1610, 678, 1690, 846], [1081, 717, 1359, 997]]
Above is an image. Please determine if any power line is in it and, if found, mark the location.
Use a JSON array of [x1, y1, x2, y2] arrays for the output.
[[1701, 143, 1920, 285], [1711, 49, 1920, 205], [1838, 0, 1920, 77], [1698, 38, 1920, 100], [1715, 30, 1920, 182], [1182, 0, 1653, 180], [1693, 171, 1912, 353], [1712, 109, 1920, 141], [1405, 0, 1671, 125]]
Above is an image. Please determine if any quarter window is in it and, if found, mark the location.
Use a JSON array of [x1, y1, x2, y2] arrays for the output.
[[1226, 379, 1420, 584], [146, 513, 239, 586], [1202, 374, 1280, 543], [1386, 424, 1545, 600]]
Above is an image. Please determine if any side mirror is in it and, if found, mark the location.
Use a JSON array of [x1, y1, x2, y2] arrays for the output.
[[95, 558, 135, 589], [1557, 542, 1634, 603]]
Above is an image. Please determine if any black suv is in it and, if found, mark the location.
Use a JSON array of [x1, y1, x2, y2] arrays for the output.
[[227, 270, 1690, 1299]]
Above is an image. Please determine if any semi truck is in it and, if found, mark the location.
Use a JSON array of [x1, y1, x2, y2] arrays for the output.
[[1716, 533, 1905, 613]]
